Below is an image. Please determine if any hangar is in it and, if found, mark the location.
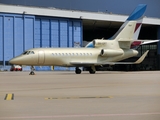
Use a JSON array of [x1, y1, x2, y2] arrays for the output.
[[0, 4, 160, 71]]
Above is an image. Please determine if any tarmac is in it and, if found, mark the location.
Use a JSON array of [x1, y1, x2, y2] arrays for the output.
[[0, 71, 160, 120]]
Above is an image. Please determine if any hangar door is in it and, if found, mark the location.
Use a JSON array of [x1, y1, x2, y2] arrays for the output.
[[0, 13, 34, 67], [34, 18, 82, 48], [38, 51, 45, 64]]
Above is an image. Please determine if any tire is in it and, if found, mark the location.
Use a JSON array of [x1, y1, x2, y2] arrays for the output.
[[89, 69, 96, 74], [75, 69, 81, 74]]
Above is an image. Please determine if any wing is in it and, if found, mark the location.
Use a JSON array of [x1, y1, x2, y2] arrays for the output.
[[70, 50, 149, 66]]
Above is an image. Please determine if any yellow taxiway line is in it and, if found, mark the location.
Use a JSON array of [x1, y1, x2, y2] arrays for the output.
[[4, 94, 14, 100]]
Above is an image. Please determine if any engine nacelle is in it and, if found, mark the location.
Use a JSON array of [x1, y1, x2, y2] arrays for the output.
[[100, 49, 123, 57], [93, 40, 107, 48]]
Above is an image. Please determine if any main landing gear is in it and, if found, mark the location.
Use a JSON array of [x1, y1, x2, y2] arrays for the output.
[[75, 67, 81, 74], [89, 68, 96, 74], [75, 66, 96, 74], [29, 66, 35, 75], [89, 65, 96, 74]]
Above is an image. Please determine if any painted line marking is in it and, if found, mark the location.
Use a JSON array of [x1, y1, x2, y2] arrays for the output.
[[0, 113, 160, 119], [45, 96, 113, 100], [4, 93, 14, 100]]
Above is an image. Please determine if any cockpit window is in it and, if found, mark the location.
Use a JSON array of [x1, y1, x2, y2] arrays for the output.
[[29, 51, 35, 54], [23, 51, 28, 55], [27, 51, 30, 55], [23, 51, 35, 55]]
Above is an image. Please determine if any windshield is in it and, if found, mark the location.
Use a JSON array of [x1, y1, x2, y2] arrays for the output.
[[23, 51, 28, 55], [22, 51, 35, 55]]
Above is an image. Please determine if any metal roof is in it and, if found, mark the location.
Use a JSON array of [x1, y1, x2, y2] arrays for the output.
[[0, 4, 160, 25]]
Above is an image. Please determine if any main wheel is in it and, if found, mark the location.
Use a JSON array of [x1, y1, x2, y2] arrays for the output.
[[89, 69, 96, 74], [75, 68, 81, 74]]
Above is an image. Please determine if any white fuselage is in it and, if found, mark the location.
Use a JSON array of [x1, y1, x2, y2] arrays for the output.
[[9, 47, 138, 67]]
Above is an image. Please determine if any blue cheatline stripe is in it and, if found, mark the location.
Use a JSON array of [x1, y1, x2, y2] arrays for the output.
[[127, 4, 147, 21]]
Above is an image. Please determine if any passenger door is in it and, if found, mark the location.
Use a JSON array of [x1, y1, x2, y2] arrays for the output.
[[38, 51, 45, 64]]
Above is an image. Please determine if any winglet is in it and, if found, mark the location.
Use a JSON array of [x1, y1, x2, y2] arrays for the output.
[[134, 50, 149, 64]]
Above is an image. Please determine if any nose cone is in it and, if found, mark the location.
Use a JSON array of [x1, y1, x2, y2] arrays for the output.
[[9, 57, 22, 65]]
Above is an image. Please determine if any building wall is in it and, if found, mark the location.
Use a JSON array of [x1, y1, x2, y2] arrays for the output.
[[0, 13, 82, 71]]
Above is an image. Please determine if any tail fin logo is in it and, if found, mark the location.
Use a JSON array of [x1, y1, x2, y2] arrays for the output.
[[134, 23, 141, 32]]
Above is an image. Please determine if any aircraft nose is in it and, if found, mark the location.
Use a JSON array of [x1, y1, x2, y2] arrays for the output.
[[9, 57, 21, 65]]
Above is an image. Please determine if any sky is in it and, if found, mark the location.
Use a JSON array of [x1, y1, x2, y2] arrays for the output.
[[0, 0, 160, 18]]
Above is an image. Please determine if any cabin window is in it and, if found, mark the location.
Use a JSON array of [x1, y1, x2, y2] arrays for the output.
[[52, 52, 91, 56]]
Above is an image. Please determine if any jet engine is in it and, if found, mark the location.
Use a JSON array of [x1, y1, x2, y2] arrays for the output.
[[100, 49, 123, 57], [93, 40, 107, 48]]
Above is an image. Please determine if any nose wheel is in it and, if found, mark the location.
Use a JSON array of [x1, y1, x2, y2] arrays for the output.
[[29, 66, 35, 75], [75, 67, 81, 74]]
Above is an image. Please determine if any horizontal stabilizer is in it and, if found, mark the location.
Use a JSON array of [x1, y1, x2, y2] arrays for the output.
[[131, 40, 159, 49], [139, 40, 159, 45]]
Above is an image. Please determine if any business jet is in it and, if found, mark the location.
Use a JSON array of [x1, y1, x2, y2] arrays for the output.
[[9, 4, 151, 75]]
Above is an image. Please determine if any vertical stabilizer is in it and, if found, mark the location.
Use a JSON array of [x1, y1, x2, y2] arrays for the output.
[[85, 4, 147, 48], [115, 21, 137, 40], [110, 4, 147, 49], [116, 21, 137, 49], [111, 4, 147, 40]]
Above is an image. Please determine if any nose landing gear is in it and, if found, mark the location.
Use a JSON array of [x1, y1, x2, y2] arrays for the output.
[[29, 66, 35, 75]]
